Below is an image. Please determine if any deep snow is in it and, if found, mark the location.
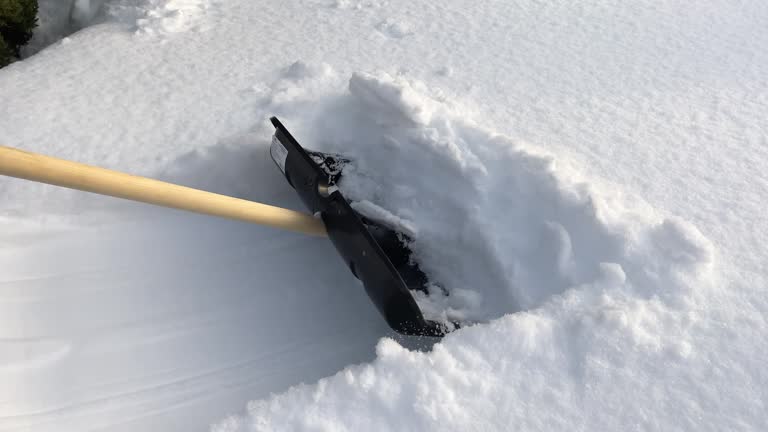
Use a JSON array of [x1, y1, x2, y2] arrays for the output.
[[1, 0, 767, 431]]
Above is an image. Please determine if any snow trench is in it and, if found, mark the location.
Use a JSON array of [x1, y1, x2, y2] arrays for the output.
[[252, 65, 714, 325], [211, 65, 716, 431]]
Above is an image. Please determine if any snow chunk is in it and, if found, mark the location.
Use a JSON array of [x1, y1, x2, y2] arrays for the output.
[[351, 200, 418, 238], [348, 72, 437, 126], [376, 18, 413, 39], [283, 60, 334, 81], [107, 0, 212, 35], [330, 0, 383, 10], [435, 65, 453, 77]]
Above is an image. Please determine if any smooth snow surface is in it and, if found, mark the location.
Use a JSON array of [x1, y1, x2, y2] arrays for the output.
[[1, 0, 767, 431]]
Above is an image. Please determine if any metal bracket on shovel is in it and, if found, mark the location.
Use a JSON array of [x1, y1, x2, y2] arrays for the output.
[[270, 117, 448, 337]]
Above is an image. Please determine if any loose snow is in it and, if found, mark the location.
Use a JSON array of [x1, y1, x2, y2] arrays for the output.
[[1, 0, 766, 431]]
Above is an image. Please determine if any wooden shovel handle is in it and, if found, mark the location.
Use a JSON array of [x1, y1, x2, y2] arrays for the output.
[[0, 146, 327, 237]]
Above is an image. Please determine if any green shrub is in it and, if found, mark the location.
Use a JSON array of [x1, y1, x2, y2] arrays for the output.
[[0, 0, 38, 66], [0, 36, 11, 67]]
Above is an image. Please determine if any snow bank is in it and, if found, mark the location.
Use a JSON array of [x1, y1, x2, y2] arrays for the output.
[[212, 69, 719, 431]]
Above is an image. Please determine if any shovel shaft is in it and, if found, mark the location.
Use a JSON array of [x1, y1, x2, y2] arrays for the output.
[[0, 146, 327, 237]]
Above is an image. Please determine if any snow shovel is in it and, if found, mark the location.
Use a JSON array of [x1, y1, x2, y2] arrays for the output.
[[0, 117, 450, 337]]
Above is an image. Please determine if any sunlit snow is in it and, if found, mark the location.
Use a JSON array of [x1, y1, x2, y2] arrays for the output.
[[1, 1, 766, 431]]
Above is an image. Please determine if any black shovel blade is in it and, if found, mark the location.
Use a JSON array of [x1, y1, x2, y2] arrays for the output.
[[269, 117, 447, 337]]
